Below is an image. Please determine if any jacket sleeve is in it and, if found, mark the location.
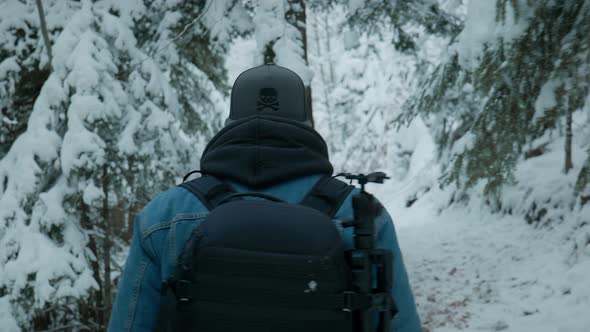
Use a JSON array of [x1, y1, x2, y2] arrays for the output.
[[108, 214, 162, 332], [376, 209, 423, 332]]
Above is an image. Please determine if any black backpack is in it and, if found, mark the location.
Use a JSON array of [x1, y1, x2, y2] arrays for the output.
[[156, 174, 396, 332]]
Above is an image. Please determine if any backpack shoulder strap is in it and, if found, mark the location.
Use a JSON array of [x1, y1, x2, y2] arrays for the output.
[[301, 176, 355, 218], [178, 175, 236, 210]]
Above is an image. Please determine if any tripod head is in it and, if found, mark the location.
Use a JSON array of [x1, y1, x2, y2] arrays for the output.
[[344, 172, 390, 192]]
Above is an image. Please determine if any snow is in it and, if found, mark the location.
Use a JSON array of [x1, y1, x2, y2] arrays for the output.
[[401, 201, 590, 332], [82, 181, 105, 206], [98, 0, 146, 27], [1, 222, 91, 308], [253, 0, 313, 85], [43, 1, 81, 31], [455, 0, 535, 70], [370, 118, 590, 331], [346, 0, 366, 14], [0, 1, 35, 58], [117, 107, 142, 154], [0, 76, 64, 216], [534, 79, 560, 121], [342, 28, 360, 50], [0, 297, 19, 332], [0, 57, 20, 80], [201, 0, 253, 47], [101, 10, 139, 51], [225, 37, 258, 85], [253, 0, 285, 57], [60, 120, 106, 175], [380, 184, 590, 332]]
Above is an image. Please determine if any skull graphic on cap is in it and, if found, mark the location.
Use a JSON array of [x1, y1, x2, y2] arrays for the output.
[[257, 88, 279, 112]]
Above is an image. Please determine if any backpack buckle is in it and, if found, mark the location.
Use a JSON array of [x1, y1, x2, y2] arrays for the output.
[[342, 291, 371, 312], [175, 279, 192, 304], [342, 291, 354, 312]]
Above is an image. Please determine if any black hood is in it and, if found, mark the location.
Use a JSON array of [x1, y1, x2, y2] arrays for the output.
[[200, 115, 333, 188]]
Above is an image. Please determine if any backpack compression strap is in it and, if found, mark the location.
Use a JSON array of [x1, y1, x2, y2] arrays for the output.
[[179, 175, 236, 210], [180, 174, 353, 217], [301, 176, 355, 218]]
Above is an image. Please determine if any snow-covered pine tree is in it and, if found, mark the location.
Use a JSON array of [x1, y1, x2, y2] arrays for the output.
[[146, 0, 252, 139], [312, 12, 414, 172], [308, 10, 336, 150], [401, 0, 590, 211], [400, 1, 590, 231], [253, 0, 315, 124], [0, 0, 241, 329], [0, 1, 79, 159], [0, 3, 91, 329], [306, 1, 461, 174], [311, 0, 462, 53], [116, 0, 251, 240]]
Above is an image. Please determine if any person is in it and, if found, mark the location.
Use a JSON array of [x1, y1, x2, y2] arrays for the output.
[[108, 64, 422, 331]]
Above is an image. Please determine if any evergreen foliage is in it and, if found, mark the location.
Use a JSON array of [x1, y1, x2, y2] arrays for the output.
[[308, 2, 457, 173], [0, 1, 76, 159], [0, 0, 239, 329], [401, 0, 590, 204], [252, 0, 313, 123], [310, 0, 463, 53]]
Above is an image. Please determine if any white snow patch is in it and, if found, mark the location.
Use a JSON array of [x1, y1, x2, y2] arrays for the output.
[[456, 0, 534, 70], [534, 79, 560, 121], [82, 181, 105, 206], [225, 37, 258, 85], [0, 297, 19, 332]]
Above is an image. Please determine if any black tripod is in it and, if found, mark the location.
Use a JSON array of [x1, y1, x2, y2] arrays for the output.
[[343, 172, 398, 332]]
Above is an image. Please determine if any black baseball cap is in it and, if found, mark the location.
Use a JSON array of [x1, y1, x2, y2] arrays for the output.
[[226, 64, 310, 126]]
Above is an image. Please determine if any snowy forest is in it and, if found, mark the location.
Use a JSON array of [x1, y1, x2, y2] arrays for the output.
[[0, 0, 589, 331]]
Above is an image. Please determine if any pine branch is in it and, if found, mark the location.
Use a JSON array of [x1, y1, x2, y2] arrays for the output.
[[130, 0, 214, 71]]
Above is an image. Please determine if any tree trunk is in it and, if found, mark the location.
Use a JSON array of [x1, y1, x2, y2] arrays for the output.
[[35, 0, 53, 71], [565, 100, 573, 174], [323, 13, 336, 88], [263, 41, 276, 64], [123, 158, 135, 241], [575, 155, 590, 205], [311, 12, 335, 150], [322, 12, 336, 149], [285, 0, 314, 127], [101, 164, 112, 326], [80, 200, 103, 328]]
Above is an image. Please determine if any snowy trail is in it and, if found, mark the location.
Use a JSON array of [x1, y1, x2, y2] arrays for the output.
[[374, 184, 590, 332]]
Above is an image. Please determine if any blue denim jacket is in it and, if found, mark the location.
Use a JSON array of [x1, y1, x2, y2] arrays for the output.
[[108, 174, 422, 331]]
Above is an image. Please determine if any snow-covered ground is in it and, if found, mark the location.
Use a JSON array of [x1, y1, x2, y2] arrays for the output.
[[375, 171, 590, 332]]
